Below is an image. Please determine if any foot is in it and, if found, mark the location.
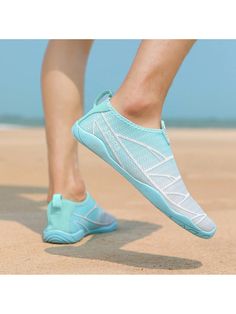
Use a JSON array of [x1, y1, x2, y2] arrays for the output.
[[43, 192, 118, 244], [72, 90, 216, 239]]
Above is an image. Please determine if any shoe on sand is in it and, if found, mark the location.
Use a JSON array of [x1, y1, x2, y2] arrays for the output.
[[43, 192, 117, 244], [72, 90, 216, 239]]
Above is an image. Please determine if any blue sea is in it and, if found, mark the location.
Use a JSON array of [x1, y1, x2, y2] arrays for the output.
[[1, 40, 236, 129], [0, 116, 235, 129]]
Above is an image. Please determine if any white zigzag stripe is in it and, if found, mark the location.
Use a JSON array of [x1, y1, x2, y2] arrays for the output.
[[95, 120, 123, 167], [97, 113, 206, 222], [73, 213, 112, 226], [85, 204, 97, 217], [118, 134, 166, 160], [145, 156, 173, 173]]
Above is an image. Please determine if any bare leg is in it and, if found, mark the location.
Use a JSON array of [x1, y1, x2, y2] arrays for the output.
[[112, 40, 195, 128], [73, 39, 216, 238], [41, 40, 93, 202]]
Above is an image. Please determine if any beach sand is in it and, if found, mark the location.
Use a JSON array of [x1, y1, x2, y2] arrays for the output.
[[0, 127, 235, 274]]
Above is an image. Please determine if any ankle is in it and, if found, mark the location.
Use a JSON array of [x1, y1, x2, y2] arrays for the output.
[[47, 176, 86, 203], [111, 90, 162, 128], [47, 187, 86, 203]]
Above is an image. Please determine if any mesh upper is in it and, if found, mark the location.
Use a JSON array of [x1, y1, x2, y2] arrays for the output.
[[80, 100, 215, 232]]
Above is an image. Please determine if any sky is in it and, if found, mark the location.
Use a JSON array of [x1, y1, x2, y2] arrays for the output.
[[0, 39, 236, 122]]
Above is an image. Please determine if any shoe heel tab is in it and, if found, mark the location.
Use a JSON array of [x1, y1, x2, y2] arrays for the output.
[[52, 194, 63, 208], [93, 90, 113, 107], [161, 120, 170, 145], [76, 91, 112, 125]]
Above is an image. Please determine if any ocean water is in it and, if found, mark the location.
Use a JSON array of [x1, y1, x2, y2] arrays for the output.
[[0, 115, 44, 127], [0, 116, 235, 128], [1, 40, 236, 128]]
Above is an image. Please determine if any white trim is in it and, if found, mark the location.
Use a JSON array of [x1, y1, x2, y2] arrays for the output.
[[148, 173, 176, 180], [178, 193, 190, 205], [145, 156, 173, 173], [74, 213, 111, 226], [191, 213, 207, 225], [166, 192, 187, 203], [85, 204, 97, 218], [162, 176, 181, 191], [95, 120, 123, 167], [101, 113, 147, 174], [195, 214, 208, 225], [99, 113, 206, 220], [118, 134, 166, 160], [166, 192, 187, 197], [92, 120, 96, 135]]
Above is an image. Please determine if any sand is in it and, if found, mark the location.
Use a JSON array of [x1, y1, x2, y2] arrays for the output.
[[0, 127, 235, 274]]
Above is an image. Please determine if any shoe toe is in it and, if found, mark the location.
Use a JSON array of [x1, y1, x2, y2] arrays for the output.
[[197, 215, 216, 233]]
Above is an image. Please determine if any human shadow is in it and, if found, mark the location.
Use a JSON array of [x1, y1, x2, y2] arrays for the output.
[[0, 185, 202, 270], [46, 220, 202, 270], [0, 185, 47, 234]]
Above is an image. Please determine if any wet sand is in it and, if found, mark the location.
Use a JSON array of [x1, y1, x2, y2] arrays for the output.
[[0, 128, 235, 274]]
